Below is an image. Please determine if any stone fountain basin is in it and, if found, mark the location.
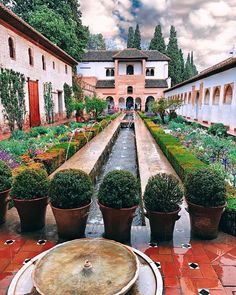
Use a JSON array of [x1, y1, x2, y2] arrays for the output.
[[33, 239, 139, 295]]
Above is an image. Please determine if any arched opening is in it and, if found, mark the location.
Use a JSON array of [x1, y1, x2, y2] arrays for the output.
[[151, 69, 154, 76], [127, 86, 133, 94], [184, 93, 187, 104], [42, 55, 46, 70], [106, 96, 114, 110], [28, 48, 33, 66], [195, 91, 200, 119], [119, 97, 125, 110], [188, 92, 191, 104], [126, 97, 134, 109], [224, 85, 233, 104], [135, 97, 141, 110], [8, 37, 15, 59], [111, 69, 115, 76], [145, 96, 154, 112], [146, 68, 155, 76], [126, 65, 134, 75], [213, 87, 220, 105], [204, 89, 210, 105], [106, 69, 110, 76]]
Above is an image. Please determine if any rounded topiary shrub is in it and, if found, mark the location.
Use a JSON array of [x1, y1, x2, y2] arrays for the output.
[[0, 160, 12, 192], [98, 170, 139, 209], [11, 168, 49, 200], [49, 169, 93, 209], [185, 167, 226, 207], [144, 173, 183, 213]]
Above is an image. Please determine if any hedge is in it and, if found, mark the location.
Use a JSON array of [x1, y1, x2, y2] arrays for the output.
[[140, 114, 206, 181]]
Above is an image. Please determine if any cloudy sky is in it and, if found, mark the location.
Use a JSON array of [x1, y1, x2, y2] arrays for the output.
[[80, 0, 236, 71]]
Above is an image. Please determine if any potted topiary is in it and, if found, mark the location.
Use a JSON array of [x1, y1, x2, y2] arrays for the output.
[[49, 169, 93, 239], [144, 173, 183, 241], [11, 167, 49, 231], [185, 167, 227, 239], [0, 160, 12, 224], [98, 170, 139, 242]]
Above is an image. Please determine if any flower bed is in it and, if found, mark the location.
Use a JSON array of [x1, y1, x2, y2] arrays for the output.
[[0, 113, 120, 175]]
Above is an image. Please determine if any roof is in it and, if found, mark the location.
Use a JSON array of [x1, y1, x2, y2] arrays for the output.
[[96, 80, 115, 88], [165, 57, 236, 93], [145, 79, 168, 88], [81, 49, 170, 62], [0, 3, 78, 66]]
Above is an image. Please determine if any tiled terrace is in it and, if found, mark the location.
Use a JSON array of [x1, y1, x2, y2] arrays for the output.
[[0, 113, 236, 294]]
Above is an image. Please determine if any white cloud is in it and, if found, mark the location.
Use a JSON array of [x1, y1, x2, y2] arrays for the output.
[[203, 1, 231, 17], [189, 9, 216, 29]]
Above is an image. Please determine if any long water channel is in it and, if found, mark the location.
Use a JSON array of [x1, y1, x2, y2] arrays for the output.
[[87, 113, 142, 226]]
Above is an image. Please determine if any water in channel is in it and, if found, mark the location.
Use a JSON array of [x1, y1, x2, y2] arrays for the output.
[[87, 114, 142, 226]]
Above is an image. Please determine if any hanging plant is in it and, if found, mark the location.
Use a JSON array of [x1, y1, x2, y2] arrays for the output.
[[43, 82, 54, 124], [0, 68, 26, 131]]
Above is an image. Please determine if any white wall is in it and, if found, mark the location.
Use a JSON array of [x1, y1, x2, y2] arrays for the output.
[[78, 62, 115, 80], [0, 24, 73, 127], [118, 61, 142, 75], [145, 61, 168, 79], [164, 67, 236, 130]]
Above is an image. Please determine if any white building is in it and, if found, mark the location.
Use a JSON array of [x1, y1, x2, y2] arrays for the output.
[[77, 49, 171, 111], [164, 57, 236, 132], [0, 3, 77, 131]]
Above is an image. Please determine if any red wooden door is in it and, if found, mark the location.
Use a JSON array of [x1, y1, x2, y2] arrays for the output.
[[28, 80, 41, 127]]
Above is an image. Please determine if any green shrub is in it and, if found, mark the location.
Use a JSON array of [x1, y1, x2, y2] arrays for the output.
[[226, 198, 236, 211], [172, 116, 187, 124], [11, 130, 28, 140], [0, 160, 12, 191], [185, 167, 226, 207], [49, 169, 93, 209], [144, 173, 183, 212], [30, 126, 49, 137], [208, 123, 227, 137], [53, 124, 68, 136], [98, 170, 139, 209], [49, 143, 76, 159], [11, 167, 49, 199]]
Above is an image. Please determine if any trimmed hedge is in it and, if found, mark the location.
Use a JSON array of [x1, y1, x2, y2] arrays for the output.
[[140, 114, 206, 181]]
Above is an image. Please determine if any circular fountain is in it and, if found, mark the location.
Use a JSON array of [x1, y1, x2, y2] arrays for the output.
[[8, 239, 163, 295]]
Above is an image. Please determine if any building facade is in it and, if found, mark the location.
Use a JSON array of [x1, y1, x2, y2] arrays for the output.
[[164, 57, 236, 131], [77, 49, 170, 111], [0, 3, 77, 132]]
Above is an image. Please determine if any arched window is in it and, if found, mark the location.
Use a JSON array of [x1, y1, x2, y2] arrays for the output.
[[204, 89, 210, 105], [111, 69, 115, 76], [127, 65, 134, 75], [127, 86, 133, 94], [188, 92, 191, 104], [224, 84, 233, 104], [146, 69, 150, 76], [150, 69, 155, 76], [213, 87, 220, 105], [65, 65, 68, 74], [184, 93, 187, 104], [8, 37, 15, 59], [53, 61, 55, 69], [42, 55, 46, 70], [106, 69, 110, 76], [28, 48, 33, 66]]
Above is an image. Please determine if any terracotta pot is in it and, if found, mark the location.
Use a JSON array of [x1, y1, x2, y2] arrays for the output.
[[146, 207, 181, 241], [187, 200, 226, 239], [13, 197, 48, 232], [0, 188, 11, 224], [98, 202, 137, 242], [13, 196, 48, 232], [51, 202, 91, 239]]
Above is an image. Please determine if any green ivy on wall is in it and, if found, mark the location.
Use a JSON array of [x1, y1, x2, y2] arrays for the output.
[[0, 68, 26, 131], [43, 82, 54, 124], [63, 82, 74, 119]]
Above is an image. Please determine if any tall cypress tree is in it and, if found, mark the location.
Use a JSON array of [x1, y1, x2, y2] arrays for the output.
[[190, 51, 198, 75], [166, 26, 182, 86], [127, 27, 134, 48], [183, 53, 192, 80], [179, 48, 185, 82], [133, 24, 141, 50], [149, 24, 166, 53]]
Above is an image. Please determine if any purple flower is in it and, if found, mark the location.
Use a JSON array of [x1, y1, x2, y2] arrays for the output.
[[0, 148, 20, 169]]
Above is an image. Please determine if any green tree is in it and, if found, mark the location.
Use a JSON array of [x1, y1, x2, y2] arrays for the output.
[[191, 51, 198, 76], [63, 83, 74, 119], [183, 53, 192, 80], [149, 24, 166, 53], [3, 0, 89, 60], [133, 24, 141, 49], [127, 27, 134, 48], [166, 26, 182, 86], [85, 96, 107, 121], [179, 48, 185, 82], [87, 33, 106, 50]]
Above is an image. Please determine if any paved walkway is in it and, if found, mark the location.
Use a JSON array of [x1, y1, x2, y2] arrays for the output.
[[50, 114, 124, 179], [135, 114, 180, 198]]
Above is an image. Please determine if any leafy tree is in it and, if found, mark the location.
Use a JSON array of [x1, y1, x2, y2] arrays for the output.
[[85, 96, 107, 121], [3, 0, 89, 60], [149, 24, 166, 53], [87, 33, 106, 50], [63, 83, 74, 119], [127, 27, 134, 48], [133, 24, 141, 49], [150, 97, 183, 124], [166, 26, 182, 86]]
